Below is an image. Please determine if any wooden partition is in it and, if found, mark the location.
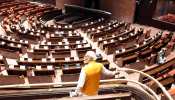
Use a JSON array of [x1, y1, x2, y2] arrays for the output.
[[100, 0, 136, 22], [56, 0, 83, 9], [135, 0, 175, 31]]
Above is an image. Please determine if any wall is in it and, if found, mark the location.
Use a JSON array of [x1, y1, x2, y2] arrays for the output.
[[100, 0, 136, 22], [29, 0, 56, 5], [55, 0, 136, 22], [56, 0, 83, 9]]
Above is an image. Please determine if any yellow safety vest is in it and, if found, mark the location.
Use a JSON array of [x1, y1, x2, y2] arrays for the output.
[[81, 61, 103, 96]]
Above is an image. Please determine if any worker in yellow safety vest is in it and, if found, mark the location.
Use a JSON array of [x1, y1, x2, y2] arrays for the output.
[[71, 51, 117, 97]]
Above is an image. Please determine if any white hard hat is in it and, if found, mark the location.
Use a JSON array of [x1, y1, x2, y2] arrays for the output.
[[85, 51, 97, 60]]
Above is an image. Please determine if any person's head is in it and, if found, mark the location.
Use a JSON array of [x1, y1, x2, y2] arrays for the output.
[[84, 51, 97, 64], [21, 46, 27, 54], [16, 51, 20, 57], [162, 48, 166, 51]]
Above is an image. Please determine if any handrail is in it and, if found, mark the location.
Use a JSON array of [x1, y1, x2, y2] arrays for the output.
[[0, 79, 158, 100], [108, 79, 159, 100], [117, 68, 173, 100]]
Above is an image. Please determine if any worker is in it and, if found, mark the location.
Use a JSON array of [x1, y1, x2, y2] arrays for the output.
[[70, 51, 117, 97], [157, 48, 166, 64]]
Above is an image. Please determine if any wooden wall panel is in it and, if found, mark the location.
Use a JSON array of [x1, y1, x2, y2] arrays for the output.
[[56, 0, 83, 9], [30, 0, 56, 5], [55, 0, 136, 22], [100, 0, 136, 22]]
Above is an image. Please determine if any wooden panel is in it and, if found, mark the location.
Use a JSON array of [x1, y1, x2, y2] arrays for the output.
[[56, 0, 83, 9], [100, 0, 136, 22], [0, 75, 25, 85], [61, 73, 79, 82], [28, 76, 53, 84]]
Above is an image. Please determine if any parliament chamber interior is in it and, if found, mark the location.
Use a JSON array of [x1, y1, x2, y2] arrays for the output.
[[0, 0, 174, 100]]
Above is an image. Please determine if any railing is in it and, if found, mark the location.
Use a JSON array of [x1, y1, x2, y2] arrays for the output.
[[0, 78, 158, 100], [0, 67, 173, 100], [117, 68, 173, 100]]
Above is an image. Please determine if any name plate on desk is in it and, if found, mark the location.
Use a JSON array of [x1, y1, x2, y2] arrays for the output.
[[130, 33, 134, 36], [0, 55, 3, 59], [119, 37, 123, 40], [47, 65, 53, 70], [65, 57, 70, 61], [103, 41, 107, 44], [98, 38, 102, 41], [28, 58, 32, 62], [11, 38, 15, 41], [50, 58, 55, 62], [10, 43, 14, 47], [110, 39, 114, 42], [58, 42, 62, 45], [65, 46, 69, 49], [36, 33, 40, 36], [17, 43, 21, 47], [122, 48, 125, 52], [74, 57, 79, 61], [69, 33, 72, 36], [36, 65, 41, 70], [115, 50, 119, 54], [44, 46, 48, 50], [63, 38, 68, 42], [83, 40, 87, 43], [20, 65, 25, 70], [77, 45, 82, 48], [65, 42, 69, 45], [64, 64, 69, 69], [19, 57, 24, 61], [76, 41, 80, 44], [35, 45, 39, 49], [41, 30, 45, 34], [76, 64, 81, 68], [47, 42, 51, 45], [84, 44, 90, 48], [7, 36, 11, 40], [136, 44, 139, 48], [51, 34, 55, 37], [30, 32, 34, 35], [19, 40, 23, 43], [9, 65, 14, 69], [42, 58, 47, 62]]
